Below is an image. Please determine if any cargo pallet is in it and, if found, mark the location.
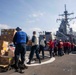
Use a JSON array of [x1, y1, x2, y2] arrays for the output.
[[0, 64, 12, 72]]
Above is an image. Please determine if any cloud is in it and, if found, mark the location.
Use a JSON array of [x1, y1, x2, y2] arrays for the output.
[[27, 20, 36, 23], [29, 12, 45, 18], [70, 22, 76, 31], [32, 14, 39, 17], [30, 27, 42, 31], [27, 11, 46, 24], [0, 24, 10, 29], [27, 12, 45, 23]]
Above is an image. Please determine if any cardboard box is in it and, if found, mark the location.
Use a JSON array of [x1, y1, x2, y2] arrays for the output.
[[27, 40, 32, 46], [0, 56, 11, 65], [0, 36, 1, 40], [0, 40, 8, 48], [0, 40, 8, 55], [1, 29, 16, 42], [1, 50, 6, 56], [1, 35, 14, 43], [8, 50, 14, 57], [1, 29, 16, 36], [0, 46, 3, 50]]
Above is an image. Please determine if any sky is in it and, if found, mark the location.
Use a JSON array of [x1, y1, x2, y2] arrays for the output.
[[0, 0, 76, 37]]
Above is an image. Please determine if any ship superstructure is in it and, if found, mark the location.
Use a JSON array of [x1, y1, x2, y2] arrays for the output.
[[56, 4, 76, 43]]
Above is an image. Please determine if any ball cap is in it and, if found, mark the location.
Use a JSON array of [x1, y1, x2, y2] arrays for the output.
[[16, 27, 22, 31]]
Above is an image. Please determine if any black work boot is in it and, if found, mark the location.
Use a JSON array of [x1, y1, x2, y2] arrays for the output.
[[27, 62, 30, 64], [15, 65, 19, 72], [27, 60, 31, 64], [22, 64, 28, 69], [39, 59, 41, 63]]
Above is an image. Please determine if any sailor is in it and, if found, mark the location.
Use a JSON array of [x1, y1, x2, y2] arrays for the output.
[[13, 27, 28, 73], [27, 31, 41, 64]]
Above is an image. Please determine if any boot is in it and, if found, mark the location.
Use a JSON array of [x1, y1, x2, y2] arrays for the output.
[[24, 65, 28, 69], [27, 60, 31, 64], [39, 59, 41, 63]]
